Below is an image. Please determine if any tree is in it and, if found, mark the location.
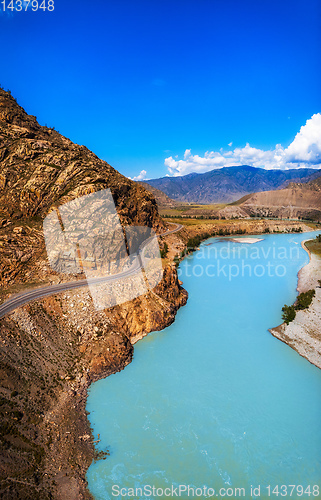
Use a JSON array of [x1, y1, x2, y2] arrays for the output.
[[282, 305, 296, 324], [160, 242, 168, 258], [295, 289, 315, 310], [173, 254, 180, 267]]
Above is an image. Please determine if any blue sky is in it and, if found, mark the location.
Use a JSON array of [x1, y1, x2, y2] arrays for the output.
[[0, 0, 320, 179]]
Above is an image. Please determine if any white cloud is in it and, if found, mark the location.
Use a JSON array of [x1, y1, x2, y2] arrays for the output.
[[228, 142, 233, 147], [285, 113, 321, 163], [129, 170, 147, 181], [164, 113, 321, 176]]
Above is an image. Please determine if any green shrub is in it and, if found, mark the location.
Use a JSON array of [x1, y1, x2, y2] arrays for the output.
[[295, 289, 315, 310], [282, 305, 296, 324], [186, 236, 201, 250], [282, 289, 315, 324]]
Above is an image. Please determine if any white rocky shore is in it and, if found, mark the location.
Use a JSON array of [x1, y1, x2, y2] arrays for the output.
[[230, 237, 264, 244], [270, 241, 321, 370]]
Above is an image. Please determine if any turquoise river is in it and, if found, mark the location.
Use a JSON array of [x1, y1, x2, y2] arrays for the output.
[[86, 232, 321, 499]]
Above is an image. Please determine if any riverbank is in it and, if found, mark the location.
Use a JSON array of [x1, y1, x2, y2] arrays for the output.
[[161, 218, 315, 264], [270, 240, 321, 369]]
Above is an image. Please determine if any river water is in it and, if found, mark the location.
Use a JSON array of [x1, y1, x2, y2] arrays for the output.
[[86, 232, 321, 499]]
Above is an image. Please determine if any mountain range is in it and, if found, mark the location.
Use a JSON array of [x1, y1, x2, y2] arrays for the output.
[[146, 165, 321, 204]]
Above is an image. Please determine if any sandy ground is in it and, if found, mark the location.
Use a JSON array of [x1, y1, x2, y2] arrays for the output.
[[230, 237, 264, 244], [270, 241, 321, 369]]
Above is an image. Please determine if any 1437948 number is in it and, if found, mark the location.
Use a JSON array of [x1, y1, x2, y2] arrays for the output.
[[1, 0, 54, 11], [266, 485, 320, 497]]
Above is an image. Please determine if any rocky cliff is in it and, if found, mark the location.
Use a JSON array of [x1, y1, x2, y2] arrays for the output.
[[0, 89, 164, 289], [0, 90, 187, 499]]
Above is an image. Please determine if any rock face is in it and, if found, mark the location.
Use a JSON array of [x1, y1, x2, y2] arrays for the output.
[[146, 165, 320, 204], [238, 176, 321, 220], [0, 90, 187, 499], [0, 89, 164, 288], [138, 181, 177, 208]]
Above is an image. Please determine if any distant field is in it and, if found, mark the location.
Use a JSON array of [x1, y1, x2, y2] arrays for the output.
[[305, 222, 321, 230], [164, 217, 227, 226], [164, 217, 251, 227], [159, 203, 227, 218]]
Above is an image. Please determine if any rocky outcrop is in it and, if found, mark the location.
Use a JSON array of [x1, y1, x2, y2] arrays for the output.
[[0, 89, 164, 289]]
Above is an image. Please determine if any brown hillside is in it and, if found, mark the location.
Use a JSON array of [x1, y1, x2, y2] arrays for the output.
[[239, 173, 321, 220], [0, 89, 164, 289]]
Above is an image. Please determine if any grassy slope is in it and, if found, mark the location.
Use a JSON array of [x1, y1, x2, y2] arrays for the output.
[[306, 236, 321, 257]]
